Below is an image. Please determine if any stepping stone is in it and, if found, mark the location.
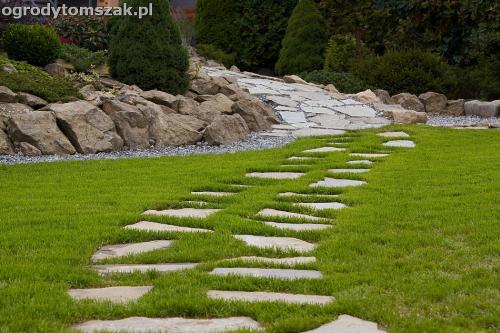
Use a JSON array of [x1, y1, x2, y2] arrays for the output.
[[225, 256, 316, 265], [143, 208, 221, 219], [329, 168, 370, 174], [293, 128, 345, 138], [191, 191, 236, 197], [303, 147, 346, 153], [125, 221, 213, 233], [346, 160, 373, 165], [301, 314, 387, 333], [310, 178, 367, 188], [383, 140, 416, 148], [350, 153, 388, 158], [246, 172, 305, 180], [72, 316, 263, 333], [210, 268, 322, 280], [235, 235, 316, 253], [377, 131, 410, 138], [92, 240, 173, 261], [280, 164, 311, 167], [207, 290, 334, 305], [92, 263, 198, 275], [68, 286, 153, 303], [183, 200, 208, 205], [287, 156, 317, 160], [257, 208, 322, 221], [265, 222, 332, 231], [294, 202, 347, 210], [278, 192, 339, 198]]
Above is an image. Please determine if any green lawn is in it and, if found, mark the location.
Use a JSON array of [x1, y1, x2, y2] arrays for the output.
[[0, 126, 498, 333]]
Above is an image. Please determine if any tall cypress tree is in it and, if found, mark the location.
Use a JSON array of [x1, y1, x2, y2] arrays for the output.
[[275, 0, 327, 76], [108, 0, 189, 95]]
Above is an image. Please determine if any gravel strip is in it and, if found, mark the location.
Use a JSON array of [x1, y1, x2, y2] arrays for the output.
[[427, 114, 499, 128], [0, 133, 295, 166]]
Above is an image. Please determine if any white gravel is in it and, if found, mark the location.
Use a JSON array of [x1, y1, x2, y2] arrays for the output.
[[427, 114, 499, 128], [0, 133, 295, 165]]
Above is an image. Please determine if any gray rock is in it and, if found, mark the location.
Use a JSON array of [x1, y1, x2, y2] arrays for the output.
[[125, 221, 213, 233], [16, 93, 47, 108], [47, 101, 123, 154], [444, 99, 465, 116], [464, 100, 500, 118], [0, 86, 17, 103], [0, 103, 33, 130], [301, 315, 387, 333], [141, 90, 177, 107], [373, 89, 393, 104], [204, 114, 249, 145], [419, 92, 447, 113], [392, 93, 425, 112], [72, 316, 263, 333], [232, 99, 278, 131], [8, 111, 76, 155], [92, 240, 174, 261], [143, 208, 221, 218], [102, 99, 150, 149], [210, 268, 323, 280], [68, 286, 152, 303], [207, 290, 334, 305]]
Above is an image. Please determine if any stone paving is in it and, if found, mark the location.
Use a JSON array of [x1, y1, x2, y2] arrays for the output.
[[71, 130, 418, 331], [204, 67, 392, 137], [245, 172, 305, 179]]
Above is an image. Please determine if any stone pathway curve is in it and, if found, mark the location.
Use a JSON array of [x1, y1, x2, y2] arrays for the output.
[[70, 130, 416, 332]]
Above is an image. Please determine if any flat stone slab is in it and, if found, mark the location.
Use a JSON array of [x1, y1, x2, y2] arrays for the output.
[[329, 169, 370, 174], [383, 140, 416, 148], [207, 290, 334, 305], [310, 178, 367, 188], [287, 156, 317, 160], [246, 172, 305, 180], [350, 153, 388, 158], [293, 128, 345, 137], [377, 131, 410, 138], [72, 316, 263, 333], [191, 191, 236, 197], [235, 235, 316, 253], [301, 315, 387, 333], [92, 240, 173, 261], [257, 208, 322, 221], [346, 160, 373, 165], [334, 105, 377, 117], [302, 147, 346, 153], [279, 111, 307, 124], [125, 221, 213, 233], [278, 192, 339, 198], [68, 286, 153, 303], [294, 202, 347, 210], [265, 222, 332, 231], [143, 208, 221, 218], [225, 256, 316, 265], [210, 268, 322, 280], [92, 263, 198, 275]]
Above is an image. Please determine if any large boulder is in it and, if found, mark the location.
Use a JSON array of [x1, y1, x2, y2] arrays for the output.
[[0, 129, 14, 155], [352, 89, 381, 104], [46, 101, 123, 154], [382, 106, 427, 124], [8, 111, 76, 155], [78, 85, 114, 107], [464, 100, 500, 118], [198, 93, 234, 114], [102, 99, 150, 149], [392, 93, 425, 113], [141, 90, 176, 107], [419, 92, 447, 113], [231, 99, 279, 131], [44, 63, 68, 76], [444, 99, 465, 116], [0, 86, 17, 103], [373, 89, 393, 104], [283, 75, 307, 84], [204, 114, 249, 145], [190, 79, 220, 95], [0, 103, 33, 130], [141, 108, 202, 147], [17, 92, 48, 109]]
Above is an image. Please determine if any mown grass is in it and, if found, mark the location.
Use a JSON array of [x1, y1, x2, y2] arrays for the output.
[[0, 126, 498, 333]]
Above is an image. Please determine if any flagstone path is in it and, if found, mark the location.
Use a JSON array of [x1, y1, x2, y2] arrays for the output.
[[71, 130, 415, 331]]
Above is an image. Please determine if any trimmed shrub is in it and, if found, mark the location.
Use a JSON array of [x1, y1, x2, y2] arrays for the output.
[[52, 16, 109, 51], [300, 70, 368, 93], [324, 34, 358, 72], [108, 0, 190, 95], [0, 56, 79, 102], [275, 0, 327, 76], [355, 49, 458, 96], [3, 24, 61, 66], [60, 44, 107, 73], [196, 44, 235, 68], [460, 59, 500, 100]]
